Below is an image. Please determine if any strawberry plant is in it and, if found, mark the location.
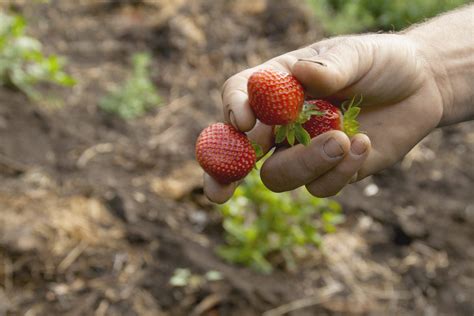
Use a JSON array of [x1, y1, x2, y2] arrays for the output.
[[218, 165, 344, 273], [0, 12, 75, 100], [99, 52, 161, 119]]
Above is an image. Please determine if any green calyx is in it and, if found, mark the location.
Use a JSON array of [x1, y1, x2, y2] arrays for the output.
[[299, 101, 325, 123], [341, 96, 362, 137], [251, 142, 264, 159], [251, 141, 263, 170], [274, 96, 363, 146], [274, 102, 324, 146], [275, 123, 311, 146]]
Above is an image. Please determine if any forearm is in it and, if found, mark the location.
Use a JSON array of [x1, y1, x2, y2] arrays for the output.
[[404, 4, 474, 126]]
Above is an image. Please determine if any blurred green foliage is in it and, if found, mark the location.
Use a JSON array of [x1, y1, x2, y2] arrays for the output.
[[99, 52, 161, 119], [0, 12, 75, 100], [218, 164, 344, 274], [307, 0, 470, 34]]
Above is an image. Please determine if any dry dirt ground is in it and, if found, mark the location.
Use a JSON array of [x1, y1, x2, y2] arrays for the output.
[[0, 1, 473, 315]]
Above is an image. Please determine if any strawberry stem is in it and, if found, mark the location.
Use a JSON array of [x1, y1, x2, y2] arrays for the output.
[[341, 95, 362, 137], [273, 101, 324, 146], [251, 141, 264, 159]]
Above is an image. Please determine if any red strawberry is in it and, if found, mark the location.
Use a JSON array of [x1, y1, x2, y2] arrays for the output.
[[302, 98, 361, 139], [196, 123, 257, 184], [303, 100, 342, 137], [247, 69, 304, 125]]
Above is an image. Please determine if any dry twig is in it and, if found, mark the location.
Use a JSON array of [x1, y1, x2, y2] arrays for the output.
[[262, 283, 343, 316]]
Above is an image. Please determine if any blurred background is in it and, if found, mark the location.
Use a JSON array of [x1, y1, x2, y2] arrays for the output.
[[0, 0, 473, 315]]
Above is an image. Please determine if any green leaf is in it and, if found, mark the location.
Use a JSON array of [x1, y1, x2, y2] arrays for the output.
[[341, 95, 362, 137], [54, 73, 76, 86], [223, 220, 247, 242], [252, 142, 264, 159], [251, 252, 273, 274], [287, 128, 295, 146], [11, 15, 26, 37], [244, 227, 258, 242], [294, 124, 311, 146], [274, 125, 288, 144], [310, 233, 322, 247], [306, 110, 325, 116], [46, 55, 59, 73]]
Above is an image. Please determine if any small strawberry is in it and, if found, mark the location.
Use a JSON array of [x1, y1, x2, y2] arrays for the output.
[[195, 123, 259, 184], [247, 69, 305, 126], [302, 98, 361, 139]]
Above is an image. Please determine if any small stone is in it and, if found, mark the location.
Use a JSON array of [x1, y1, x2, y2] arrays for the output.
[[363, 183, 379, 197]]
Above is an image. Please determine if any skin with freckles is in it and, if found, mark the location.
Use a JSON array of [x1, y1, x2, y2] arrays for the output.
[[205, 5, 474, 203]]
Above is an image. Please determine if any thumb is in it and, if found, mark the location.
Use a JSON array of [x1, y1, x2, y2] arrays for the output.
[[291, 39, 373, 98]]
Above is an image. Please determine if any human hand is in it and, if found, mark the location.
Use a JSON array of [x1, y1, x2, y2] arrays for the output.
[[204, 33, 446, 203]]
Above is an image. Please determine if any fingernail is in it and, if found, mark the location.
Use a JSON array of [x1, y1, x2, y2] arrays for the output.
[[229, 110, 238, 129], [351, 138, 367, 156], [297, 59, 327, 67], [323, 137, 344, 159]]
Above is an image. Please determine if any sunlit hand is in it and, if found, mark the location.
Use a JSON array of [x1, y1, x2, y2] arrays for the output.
[[204, 33, 446, 203]]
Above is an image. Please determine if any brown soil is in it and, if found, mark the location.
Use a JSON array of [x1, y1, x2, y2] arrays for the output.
[[1, 1, 473, 315]]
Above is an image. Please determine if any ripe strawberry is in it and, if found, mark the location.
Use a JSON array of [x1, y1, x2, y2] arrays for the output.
[[302, 98, 361, 139], [195, 123, 257, 184], [247, 69, 304, 125]]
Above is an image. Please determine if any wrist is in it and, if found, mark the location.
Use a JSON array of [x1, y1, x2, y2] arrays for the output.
[[403, 31, 455, 126], [402, 6, 474, 126]]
